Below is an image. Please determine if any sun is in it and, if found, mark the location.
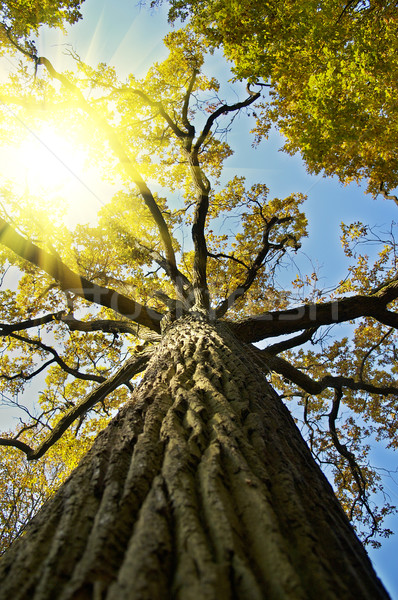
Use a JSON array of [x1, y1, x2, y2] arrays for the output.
[[19, 125, 88, 192], [8, 124, 106, 224]]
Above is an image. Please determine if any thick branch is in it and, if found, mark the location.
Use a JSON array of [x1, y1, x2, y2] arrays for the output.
[[258, 349, 323, 395], [181, 70, 198, 136], [61, 315, 141, 335], [0, 217, 163, 332], [0, 311, 65, 335], [232, 280, 398, 343], [0, 438, 34, 455], [191, 189, 210, 309], [189, 92, 262, 310], [0, 348, 153, 460], [121, 74, 208, 307], [186, 157, 210, 310], [62, 315, 162, 343], [266, 328, 318, 354]]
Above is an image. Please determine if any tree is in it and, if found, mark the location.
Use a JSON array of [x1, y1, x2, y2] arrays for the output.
[[0, 9, 396, 599], [165, 0, 398, 198]]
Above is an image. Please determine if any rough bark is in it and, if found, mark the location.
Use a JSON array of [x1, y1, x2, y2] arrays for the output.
[[0, 313, 390, 599]]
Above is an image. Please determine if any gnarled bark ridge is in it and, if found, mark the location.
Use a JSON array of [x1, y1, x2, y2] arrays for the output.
[[0, 313, 390, 599]]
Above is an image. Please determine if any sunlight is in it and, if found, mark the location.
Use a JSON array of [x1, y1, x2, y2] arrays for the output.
[[3, 124, 107, 224], [19, 126, 94, 200], [20, 126, 86, 188]]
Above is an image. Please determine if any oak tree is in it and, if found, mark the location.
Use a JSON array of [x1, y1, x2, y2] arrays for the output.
[[0, 9, 396, 600]]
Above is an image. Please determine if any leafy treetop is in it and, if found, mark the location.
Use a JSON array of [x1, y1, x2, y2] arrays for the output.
[[165, 0, 398, 197], [0, 0, 84, 53]]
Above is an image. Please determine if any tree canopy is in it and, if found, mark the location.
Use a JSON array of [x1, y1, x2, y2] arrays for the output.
[[0, 0, 397, 580], [0, 0, 84, 54], [165, 0, 398, 197]]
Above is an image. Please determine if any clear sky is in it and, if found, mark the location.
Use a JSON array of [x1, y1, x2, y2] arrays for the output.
[[1, 0, 397, 595]]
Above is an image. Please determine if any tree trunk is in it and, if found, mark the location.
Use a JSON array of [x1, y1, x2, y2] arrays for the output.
[[0, 313, 390, 599]]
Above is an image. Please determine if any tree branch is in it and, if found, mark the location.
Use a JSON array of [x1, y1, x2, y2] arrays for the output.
[[255, 347, 398, 398], [193, 92, 260, 156], [207, 251, 250, 270], [215, 216, 294, 318], [9, 333, 106, 383], [328, 388, 378, 536], [265, 328, 318, 354], [256, 341, 394, 533], [181, 70, 198, 136], [61, 315, 139, 335], [191, 188, 210, 310], [0, 217, 163, 332], [358, 328, 393, 381], [126, 87, 189, 140], [0, 358, 55, 383], [0, 311, 66, 335], [0, 438, 34, 456], [378, 182, 398, 207], [232, 279, 398, 343], [135, 240, 193, 301], [61, 315, 162, 344], [122, 69, 198, 147], [0, 348, 153, 460], [189, 91, 261, 310]]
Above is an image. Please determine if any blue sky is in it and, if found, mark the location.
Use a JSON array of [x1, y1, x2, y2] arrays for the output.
[[1, 0, 398, 595]]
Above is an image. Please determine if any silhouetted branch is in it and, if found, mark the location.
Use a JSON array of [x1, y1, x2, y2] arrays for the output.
[[328, 388, 378, 536], [181, 69, 198, 134], [266, 328, 318, 354], [0, 358, 54, 382], [9, 333, 106, 383], [358, 328, 394, 381], [193, 92, 260, 155], [0, 347, 153, 460], [207, 251, 249, 270], [232, 278, 398, 343], [126, 87, 188, 140], [0, 311, 66, 335], [257, 347, 398, 397], [191, 188, 210, 310], [379, 182, 398, 207], [0, 217, 163, 331], [61, 315, 142, 336], [216, 216, 294, 318], [0, 437, 34, 455]]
